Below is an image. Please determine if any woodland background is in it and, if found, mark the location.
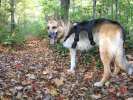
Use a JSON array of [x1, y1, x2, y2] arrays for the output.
[[0, 0, 133, 47], [0, 0, 133, 100]]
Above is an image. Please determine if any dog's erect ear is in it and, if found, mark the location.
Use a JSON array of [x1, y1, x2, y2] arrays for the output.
[[45, 15, 53, 23], [53, 14, 59, 21], [45, 15, 57, 23], [56, 14, 61, 21], [58, 20, 64, 27]]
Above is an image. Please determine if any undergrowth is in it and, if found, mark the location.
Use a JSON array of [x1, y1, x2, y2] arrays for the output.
[[0, 32, 25, 46], [52, 43, 69, 57], [81, 47, 103, 69], [125, 34, 133, 49]]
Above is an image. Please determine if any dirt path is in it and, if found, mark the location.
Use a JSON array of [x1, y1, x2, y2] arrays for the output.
[[0, 39, 133, 100]]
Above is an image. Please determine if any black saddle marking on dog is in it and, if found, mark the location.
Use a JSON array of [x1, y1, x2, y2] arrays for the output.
[[64, 18, 126, 48]]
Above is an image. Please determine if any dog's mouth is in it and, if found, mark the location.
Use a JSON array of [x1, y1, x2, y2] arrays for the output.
[[49, 38, 57, 45], [48, 32, 58, 45]]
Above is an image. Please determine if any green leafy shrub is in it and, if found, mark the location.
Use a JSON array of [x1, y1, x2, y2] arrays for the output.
[[53, 43, 68, 57], [82, 47, 103, 69], [0, 32, 25, 46], [125, 34, 133, 49], [37, 28, 48, 39]]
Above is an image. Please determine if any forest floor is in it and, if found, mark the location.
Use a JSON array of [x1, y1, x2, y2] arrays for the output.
[[0, 38, 133, 100]]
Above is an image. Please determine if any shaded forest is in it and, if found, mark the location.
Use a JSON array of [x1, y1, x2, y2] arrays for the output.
[[0, 0, 133, 45], [0, 0, 133, 99]]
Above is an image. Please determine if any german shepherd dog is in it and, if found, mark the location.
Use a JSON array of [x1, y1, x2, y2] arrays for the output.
[[47, 18, 133, 87]]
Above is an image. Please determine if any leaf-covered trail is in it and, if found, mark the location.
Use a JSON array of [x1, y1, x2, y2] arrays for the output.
[[0, 39, 133, 100]]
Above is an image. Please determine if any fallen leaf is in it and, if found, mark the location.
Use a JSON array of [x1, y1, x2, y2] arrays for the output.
[[53, 78, 64, 87], [126, 97, 133, 100], [119, 85, 128, 95], [49, 87, 58, 96], [15, 63, 22, 69], [43, 70, 49, 75], [15, 85, 23, 91], [108, 86, 116, 94], [84, 72, 93, 81], [26, 74, 36, 80], [91, 94, 102, 99], [105, 81, 110, 87]]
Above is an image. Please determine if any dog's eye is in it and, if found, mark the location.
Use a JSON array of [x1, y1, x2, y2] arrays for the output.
[[47, 26, 49, 29], [52, 26, 57, 29]]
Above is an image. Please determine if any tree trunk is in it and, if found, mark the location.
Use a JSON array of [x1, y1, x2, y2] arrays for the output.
[[60, 0, 70, 22], [127, 0, 132, 23], [10, 0, 15, 33], [93, 0, 96, 19], [115, 0, 118, 20], [111, 0, 114, 19], [0, 0, 1, 7]]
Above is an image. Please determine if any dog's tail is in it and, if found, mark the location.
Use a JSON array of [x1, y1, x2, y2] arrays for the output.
[[122, 29, 133, 75], [114, 30, 133, 76], [114, 45, 133, 75], [120, 54, 133, 75]]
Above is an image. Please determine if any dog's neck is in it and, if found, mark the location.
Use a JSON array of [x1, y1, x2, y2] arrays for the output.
[[58, 21, 73, 43], [63, 21, 72, 36]]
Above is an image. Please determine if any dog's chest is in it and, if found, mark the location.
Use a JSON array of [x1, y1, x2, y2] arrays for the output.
[[63, 33, 98, 50]]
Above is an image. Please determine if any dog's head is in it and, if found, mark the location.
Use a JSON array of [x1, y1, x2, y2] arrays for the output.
[[47, 19, 65, 45]]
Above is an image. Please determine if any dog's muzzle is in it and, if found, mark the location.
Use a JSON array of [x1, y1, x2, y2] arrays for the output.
[[48, 32, 57, 45]]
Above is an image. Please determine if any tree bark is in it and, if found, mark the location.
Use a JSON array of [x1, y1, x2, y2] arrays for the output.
[[60, 0, 70, 22], [111, 0, 114, 19], [10, 0, 15, 33], [93, 0, 96, 19], [115, 0, 118, 20], [0, 0, 1, 7]]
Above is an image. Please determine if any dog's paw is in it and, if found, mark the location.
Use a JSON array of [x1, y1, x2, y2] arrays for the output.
[[94, 82, 103, 87]]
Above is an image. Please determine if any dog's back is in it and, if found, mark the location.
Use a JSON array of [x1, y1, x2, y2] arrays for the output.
[[63, 18, 125, 51]]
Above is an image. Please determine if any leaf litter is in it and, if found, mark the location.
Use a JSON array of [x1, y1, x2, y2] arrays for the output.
[[0, 38, 132, 100]]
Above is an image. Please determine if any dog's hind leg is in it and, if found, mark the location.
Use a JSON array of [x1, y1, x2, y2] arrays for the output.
[[114, 47, 133, 75], [94, 45, 112, 87], [68, 48, 77, 73], [113, 64, 120, 75]]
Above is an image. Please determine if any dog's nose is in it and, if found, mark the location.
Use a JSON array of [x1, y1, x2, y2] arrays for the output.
[[48, 32, 54, 38], [48, 32, 57, 39]]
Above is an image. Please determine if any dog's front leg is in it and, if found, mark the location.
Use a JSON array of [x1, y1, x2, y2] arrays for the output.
[[68, 48, 77, 73]]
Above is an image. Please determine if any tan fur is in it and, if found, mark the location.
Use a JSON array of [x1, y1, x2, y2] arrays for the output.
[[97, 24, 120, 84], [47, 19, 133, 87], [99, 23, 121, 38]]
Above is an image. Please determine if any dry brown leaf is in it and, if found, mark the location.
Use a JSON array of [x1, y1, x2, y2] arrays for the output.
[[126, 97, 133, 100], [49, 87, 58, 96], [53, 78, 64, 87], [0, 38, 132, 99], [43, 70, 49, 75], [84, 72, 93, 81], [91, 94, 102, 99]]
